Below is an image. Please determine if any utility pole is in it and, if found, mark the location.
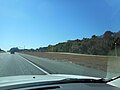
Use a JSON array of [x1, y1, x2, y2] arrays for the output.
[[24, 45, 25, 53], [24, 45, 25, 50], [115, 43, 117, 57]]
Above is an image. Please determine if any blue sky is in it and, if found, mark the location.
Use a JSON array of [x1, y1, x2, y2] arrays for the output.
[[0, 0, 120, 50]]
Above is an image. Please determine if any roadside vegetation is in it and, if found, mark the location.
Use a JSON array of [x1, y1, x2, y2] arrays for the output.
[[47, 31, 120, 56], [0, 48, 5, 53], [10, 31, 120, 56]]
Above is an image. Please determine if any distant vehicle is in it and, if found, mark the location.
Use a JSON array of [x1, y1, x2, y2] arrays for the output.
[[11, 51, 15, 54]]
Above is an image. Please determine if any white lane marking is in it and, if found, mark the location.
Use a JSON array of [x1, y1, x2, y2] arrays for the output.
[[23, 58, 50, 75]]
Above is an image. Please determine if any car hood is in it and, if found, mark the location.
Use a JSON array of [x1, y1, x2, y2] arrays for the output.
[[0, 74, 100, 87]]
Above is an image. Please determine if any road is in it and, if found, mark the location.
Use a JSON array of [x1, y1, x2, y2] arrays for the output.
[[0, 53, 107, 78]]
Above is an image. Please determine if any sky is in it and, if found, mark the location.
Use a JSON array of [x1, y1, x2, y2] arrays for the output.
[[0, 0, 120, 50]]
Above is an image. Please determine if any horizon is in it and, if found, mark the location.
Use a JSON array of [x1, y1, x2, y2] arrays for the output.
[[1, 30, 119, 51], [1, 0, 120, 50]]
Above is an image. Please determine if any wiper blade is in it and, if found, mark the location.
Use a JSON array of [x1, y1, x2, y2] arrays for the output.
[[106, 76, 120, 83], [54, 78, 106, 84]]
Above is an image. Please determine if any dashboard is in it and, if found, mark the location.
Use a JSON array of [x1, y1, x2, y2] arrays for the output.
[[1, 82, 119, 90]]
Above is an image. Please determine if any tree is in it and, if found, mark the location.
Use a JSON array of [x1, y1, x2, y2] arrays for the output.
[[103, 31, 113, 39], [0, 48, 5, 52]]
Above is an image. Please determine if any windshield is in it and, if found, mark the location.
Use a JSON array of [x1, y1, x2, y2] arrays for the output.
[[0, 0, 120, 80]]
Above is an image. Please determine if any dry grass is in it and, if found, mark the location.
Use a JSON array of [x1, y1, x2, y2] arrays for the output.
[[21, 51, 119, 72]]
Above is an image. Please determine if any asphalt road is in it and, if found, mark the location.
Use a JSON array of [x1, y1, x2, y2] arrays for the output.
[[0, 53, 107, 78]]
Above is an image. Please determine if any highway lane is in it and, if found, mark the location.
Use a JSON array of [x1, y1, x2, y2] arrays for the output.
[[0, 53, 47, 77], [19, 53, 107, 78], [0, 53, 107, 78]]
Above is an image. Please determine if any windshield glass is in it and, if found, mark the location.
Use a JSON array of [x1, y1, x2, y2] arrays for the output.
[[0, 0, 120, 80]]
